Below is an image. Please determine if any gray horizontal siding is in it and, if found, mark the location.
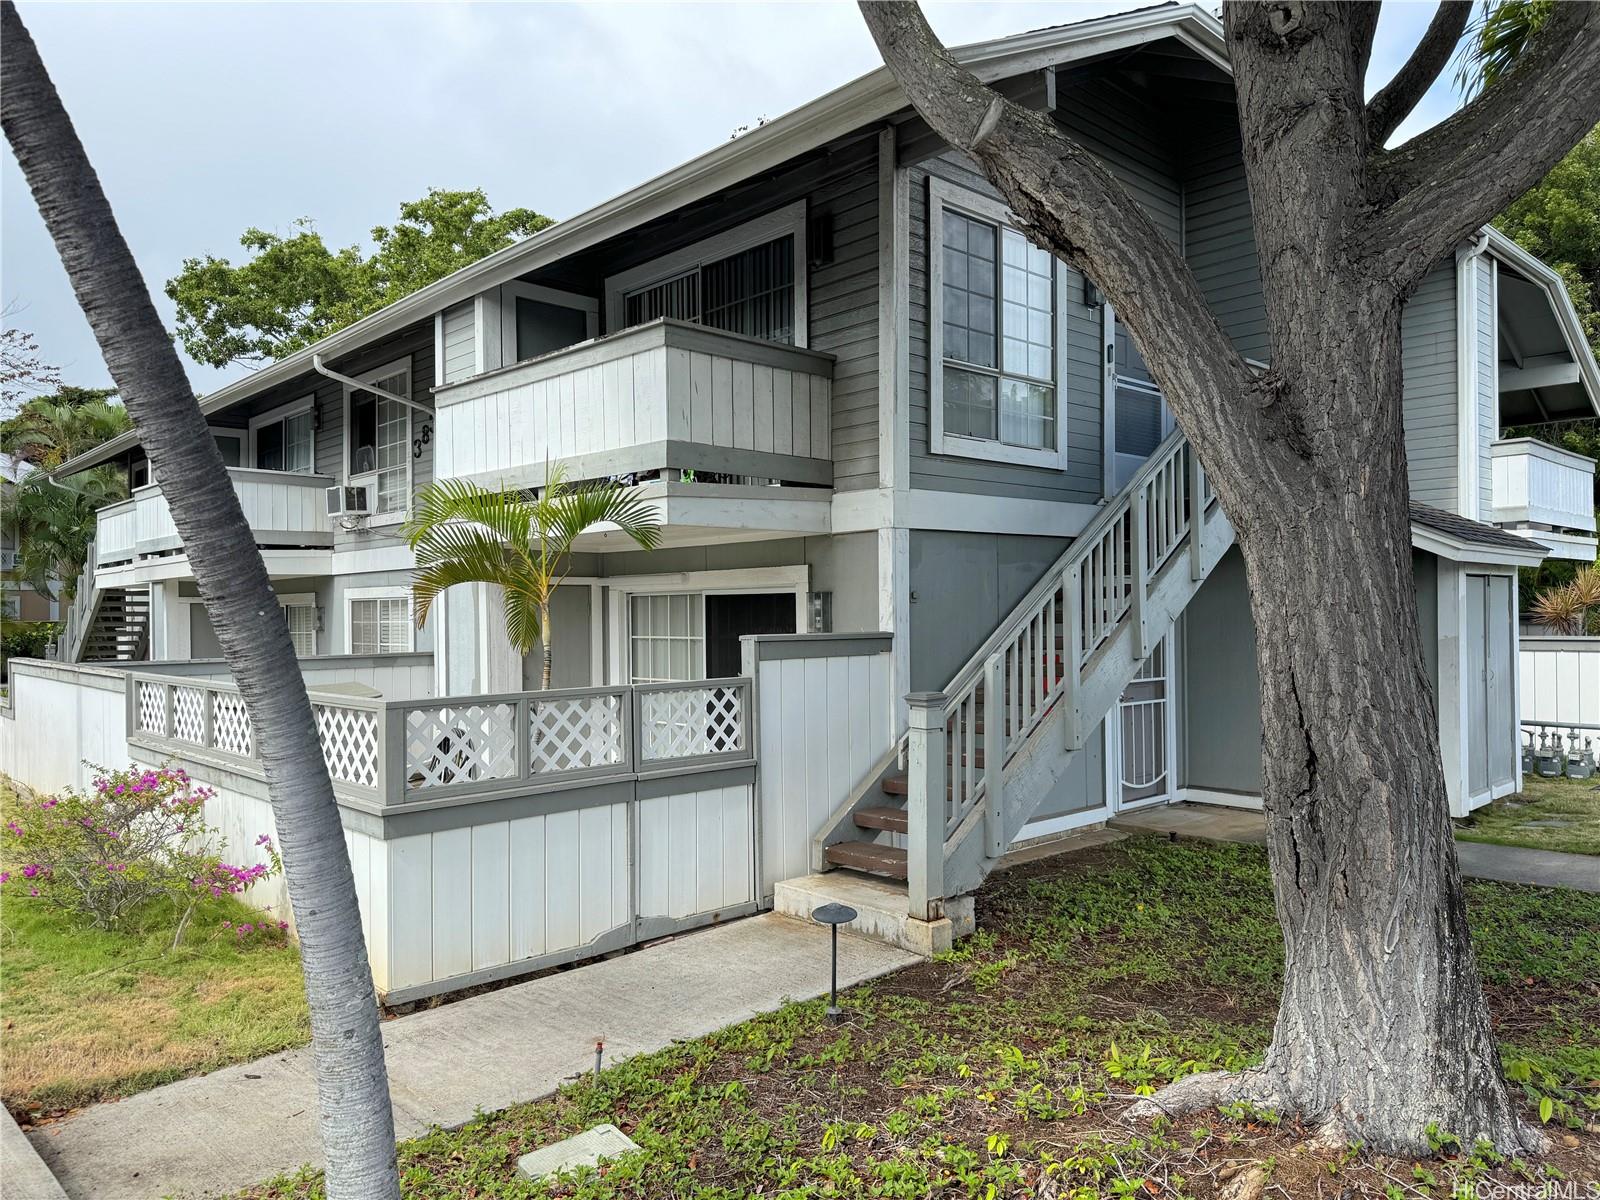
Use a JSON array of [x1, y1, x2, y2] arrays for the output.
[[807, 139, 880, 493], [1182, 118, 1269, 362], [1401, 262, 1459, 511]]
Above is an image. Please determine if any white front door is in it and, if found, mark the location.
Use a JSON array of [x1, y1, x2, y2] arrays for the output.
[[1113, 637, 1175, 810]]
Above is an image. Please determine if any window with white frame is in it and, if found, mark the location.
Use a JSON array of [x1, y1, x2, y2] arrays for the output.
[[930, 181, 1065, 468], [282, 603, 317, 656], [608, 201, 807, 347], [252, 398, 314, 473], [347, 364, 410, 515], [349, 595, 411, 655], [628, 593, 704, 684]]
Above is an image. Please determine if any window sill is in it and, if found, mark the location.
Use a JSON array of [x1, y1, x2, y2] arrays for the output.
[[930, 433, 1067, 471]]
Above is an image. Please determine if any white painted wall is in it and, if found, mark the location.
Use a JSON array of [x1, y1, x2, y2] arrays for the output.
[[1521, 637, 1600, 727]]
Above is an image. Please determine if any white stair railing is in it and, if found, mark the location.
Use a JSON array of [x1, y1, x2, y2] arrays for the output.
[[905, 428, 1222, 919], [53, 544, 101, 662]]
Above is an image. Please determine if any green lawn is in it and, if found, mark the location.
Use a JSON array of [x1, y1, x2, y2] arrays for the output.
[[1, 782, 310, 1117], [1456, 773, 1600, 856], [241, 838, 1600, 1200]]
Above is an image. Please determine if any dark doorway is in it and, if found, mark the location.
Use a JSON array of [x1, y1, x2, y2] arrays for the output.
[[705, 592, 796, 677]]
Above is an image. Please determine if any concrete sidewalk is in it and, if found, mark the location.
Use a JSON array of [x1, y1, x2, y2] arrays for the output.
[[1111, 803, 1599, 892], [24, 914, 918, 1200]]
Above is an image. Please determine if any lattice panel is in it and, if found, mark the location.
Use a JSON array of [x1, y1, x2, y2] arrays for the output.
[[404, 703, 516, 789], [529, 694, 624, 774], [172, 687, 205, 744], [136, 681, 167, 735], [315, 705, 380, 788], [211, 693, 254, 758], [640, 685, 743, 761]]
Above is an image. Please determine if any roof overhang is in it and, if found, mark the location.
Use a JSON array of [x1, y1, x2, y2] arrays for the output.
[[52, 4, 1225, 480], [1483, 226, 1600, 424], [1410, 522, 1549, 568]]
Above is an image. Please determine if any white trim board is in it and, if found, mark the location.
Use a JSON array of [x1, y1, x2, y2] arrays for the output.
[[344, 586, 415, 655]]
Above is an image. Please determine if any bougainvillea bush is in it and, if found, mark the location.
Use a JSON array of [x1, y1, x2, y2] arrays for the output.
[[0, 763, 283, 945]]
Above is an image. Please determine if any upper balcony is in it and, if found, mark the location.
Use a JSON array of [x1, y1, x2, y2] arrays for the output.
[[95, 467, 334, 581], [1490, 438, 1597, 562]]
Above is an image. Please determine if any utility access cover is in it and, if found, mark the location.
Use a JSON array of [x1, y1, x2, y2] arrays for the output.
[[515, 1123, 641, 1182]]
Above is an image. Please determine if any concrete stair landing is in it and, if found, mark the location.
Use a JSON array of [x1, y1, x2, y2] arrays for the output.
[[774, 870, 974, 956]]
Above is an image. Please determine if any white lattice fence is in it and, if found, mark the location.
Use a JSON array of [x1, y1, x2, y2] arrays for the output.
[[173, 686, 205, 744], [404, 702, 517, 789], [211, 693, 254, 757], [315, 704, 380, 788], [639, 684, 745, 762], [136, 680, 167, 736], [530, 692, 626, 774]]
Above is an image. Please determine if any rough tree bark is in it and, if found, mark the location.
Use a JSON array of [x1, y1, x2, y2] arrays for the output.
[[1, 5, 401, 1195], [859, 0, 1600, 1155]]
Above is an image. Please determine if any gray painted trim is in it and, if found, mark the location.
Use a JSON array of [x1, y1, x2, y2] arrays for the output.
[[6, 659, 127, 693], [448, 441, 833, 490], [743, 632, 892, 660], [378, 779, 639, 838], [1520, 636, 1600, 649], [634, 902, 762, 943], [635, 763, 755, 800], [380, 924, 639, 1005]]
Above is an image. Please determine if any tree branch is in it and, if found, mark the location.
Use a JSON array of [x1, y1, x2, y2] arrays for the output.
[[1364, 1, 1472, 147], [1357, 0, 1600, 290], [857, 1, 1257, 466]]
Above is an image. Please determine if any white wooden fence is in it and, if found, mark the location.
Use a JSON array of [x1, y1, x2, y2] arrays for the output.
[[1520, 637, 1600, 726]]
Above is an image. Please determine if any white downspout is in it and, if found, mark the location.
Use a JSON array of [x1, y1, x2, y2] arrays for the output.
[[311, 354, 434, 417]]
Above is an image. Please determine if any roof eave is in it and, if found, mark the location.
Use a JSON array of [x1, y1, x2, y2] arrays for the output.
[[1410, 522, 1549, 568], [1482, 225, 1600, 418]]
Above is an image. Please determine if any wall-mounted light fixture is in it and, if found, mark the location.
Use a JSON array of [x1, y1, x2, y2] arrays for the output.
[[1084, 277, 1105, 308]]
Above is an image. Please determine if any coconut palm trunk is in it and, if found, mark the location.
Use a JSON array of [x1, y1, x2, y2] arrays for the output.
[[1, 6, 399, 1196]]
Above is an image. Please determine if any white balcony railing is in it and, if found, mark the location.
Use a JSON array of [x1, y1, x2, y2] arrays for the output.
[[1491, 438, 1596, 534], [432, 318, 835, 489], [96, 467, 334, 567]]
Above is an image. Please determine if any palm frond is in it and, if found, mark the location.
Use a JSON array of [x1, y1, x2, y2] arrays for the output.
[[1531, 582, 1585, 635], [408, 525, 522, 630], [539, 480, 663, 555], [404, 478, 531, 550], [501, 586, 544, 657]]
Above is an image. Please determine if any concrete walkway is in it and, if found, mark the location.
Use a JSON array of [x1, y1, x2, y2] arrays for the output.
[[1111, 802, 1599, 892], [24, 914, 917, 1200]]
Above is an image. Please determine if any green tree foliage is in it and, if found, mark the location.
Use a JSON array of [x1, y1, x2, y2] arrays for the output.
[[165, 188, 553, 369], [0, 385, 126, 470], [4, 468, 126, 601]]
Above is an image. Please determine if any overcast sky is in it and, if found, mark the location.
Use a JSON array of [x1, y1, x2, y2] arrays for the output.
[[1, 1, 1463, 398]]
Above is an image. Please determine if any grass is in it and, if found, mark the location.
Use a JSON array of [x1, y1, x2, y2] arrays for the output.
[[1456, 773, 1600, 856], [239, 837, 1600, 1200], [1, 782, 310, 1118]]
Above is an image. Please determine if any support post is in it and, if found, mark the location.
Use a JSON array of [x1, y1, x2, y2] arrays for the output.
[[905, 691, 947, 922], [1062, 564, 1083, 750], [1187, 444, 1207, 582], [1131, 487, 1151, 660], [982, 653, 1005, 858]]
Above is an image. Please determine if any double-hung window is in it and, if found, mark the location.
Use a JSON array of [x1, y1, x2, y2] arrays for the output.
[[251, 398, 314, 473], [608, 200, 807, 347], [347, 362, 411, 517], [349, 595, 411, 655], [282, 602, 317, 656], [930, 180, 1066, 469]]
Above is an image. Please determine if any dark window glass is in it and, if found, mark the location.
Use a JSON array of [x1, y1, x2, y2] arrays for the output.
[[516, 297, 590, 362], [256, 421, 284, 471], [214, 433, 242, 467], [350, 393, 377, 475]]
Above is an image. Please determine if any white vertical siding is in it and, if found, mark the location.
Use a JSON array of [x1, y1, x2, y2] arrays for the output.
[[1521, 638, 1600, 726], [754, 648, 893, 891], [637, 784, 755, 920]]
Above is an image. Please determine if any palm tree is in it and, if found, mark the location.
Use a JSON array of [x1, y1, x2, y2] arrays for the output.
[[1, 7, 400, 1197], [4, 467, 126, 603], [1, 391, 128, 469], [404, 469, 662, 689]]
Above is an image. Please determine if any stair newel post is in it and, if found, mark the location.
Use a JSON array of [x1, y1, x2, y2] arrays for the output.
[[905, 691, 947, 922], [983, 653, 1005, 859], [1131, 483, 1151, 660], [1187, 442, 1206, 582]]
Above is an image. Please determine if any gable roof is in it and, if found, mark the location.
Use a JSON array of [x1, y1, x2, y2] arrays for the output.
[[1410, 502, 1549, 566], [1482, 226, 1600, 423], [52, 3, 1225, 479]]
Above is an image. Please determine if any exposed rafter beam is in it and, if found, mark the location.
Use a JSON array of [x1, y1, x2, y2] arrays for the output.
[[1500, 356, 1582, 392]]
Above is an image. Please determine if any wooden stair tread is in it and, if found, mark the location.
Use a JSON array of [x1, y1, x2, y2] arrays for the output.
[[823, 840, 908, 878], [881, 773, 908, 796], [853, 805, 908, 833]]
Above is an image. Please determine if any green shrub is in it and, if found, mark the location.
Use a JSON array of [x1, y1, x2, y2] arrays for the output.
[[2, 763, 283, 946]]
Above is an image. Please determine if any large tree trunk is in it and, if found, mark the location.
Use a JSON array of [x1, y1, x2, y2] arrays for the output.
[[1135, 284, 1530, 1152], [1, 6, 401, 1195]]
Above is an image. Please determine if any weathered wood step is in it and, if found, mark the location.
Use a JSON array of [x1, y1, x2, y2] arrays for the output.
[[881, 773, 907, 796], [853, 805, 908, 834], [823, 840, 908, 879]]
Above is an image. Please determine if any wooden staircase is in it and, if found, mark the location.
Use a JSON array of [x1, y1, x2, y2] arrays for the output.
[[799, 429, 1234, 942], [75, 585, 151, 662]]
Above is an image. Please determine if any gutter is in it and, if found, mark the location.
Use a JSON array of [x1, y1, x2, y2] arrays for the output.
[[49, 6, 1223, 481], [311, 355, 433, 416]]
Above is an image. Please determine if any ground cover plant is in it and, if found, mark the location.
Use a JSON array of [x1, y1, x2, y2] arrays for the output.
[[241, 837, 1600, 1199], [1456, 774, 1600, 857]]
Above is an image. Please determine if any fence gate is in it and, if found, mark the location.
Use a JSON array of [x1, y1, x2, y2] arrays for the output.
[[1115, 638, 1172, 809]]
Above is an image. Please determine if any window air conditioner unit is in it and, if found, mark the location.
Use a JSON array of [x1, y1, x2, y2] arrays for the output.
[[325, 484, 370, 518]]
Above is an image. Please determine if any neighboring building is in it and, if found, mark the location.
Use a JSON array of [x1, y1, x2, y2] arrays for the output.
[[0, 475, 62, 624], [17, 5, 1598, 988]]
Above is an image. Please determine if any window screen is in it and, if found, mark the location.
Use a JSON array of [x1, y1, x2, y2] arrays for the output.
[[350, 597, 410, 655], [283, 604, 316, 657], [622, 233, 796, 345]]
